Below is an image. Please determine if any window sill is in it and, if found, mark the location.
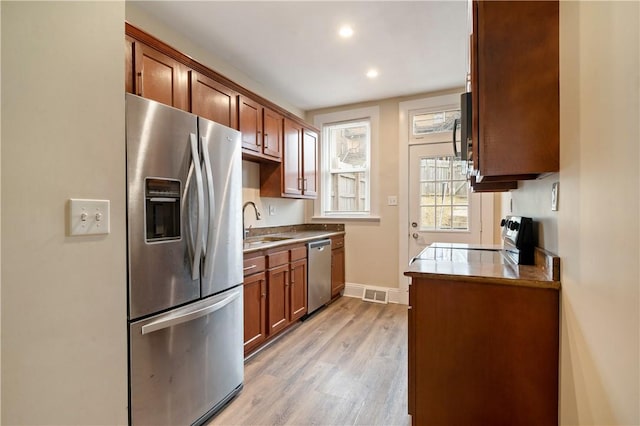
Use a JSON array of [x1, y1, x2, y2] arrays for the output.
[[310, 215, 381, 223]]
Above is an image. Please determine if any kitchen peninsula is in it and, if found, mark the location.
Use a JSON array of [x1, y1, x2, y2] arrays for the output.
[[405, 241, 560, 425]]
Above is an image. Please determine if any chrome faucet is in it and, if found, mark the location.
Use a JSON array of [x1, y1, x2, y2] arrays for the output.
[[242, 201, 262, 240]]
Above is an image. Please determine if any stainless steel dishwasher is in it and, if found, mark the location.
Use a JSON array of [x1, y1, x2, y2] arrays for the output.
[[307, 239, 332, 314]]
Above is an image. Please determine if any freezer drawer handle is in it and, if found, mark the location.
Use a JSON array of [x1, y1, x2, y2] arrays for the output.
[[141, 291, 241, 335]]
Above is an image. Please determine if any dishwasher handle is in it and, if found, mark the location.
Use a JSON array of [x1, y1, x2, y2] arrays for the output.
[[307, 239, 332, 250]]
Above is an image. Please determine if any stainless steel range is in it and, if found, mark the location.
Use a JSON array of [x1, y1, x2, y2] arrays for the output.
[[412, 216, 537, 266]]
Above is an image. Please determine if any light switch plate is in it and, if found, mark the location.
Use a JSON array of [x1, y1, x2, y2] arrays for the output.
[[551, 182, 559, 211], [69, 199, 110, 236], [388, 195, 398, 206]]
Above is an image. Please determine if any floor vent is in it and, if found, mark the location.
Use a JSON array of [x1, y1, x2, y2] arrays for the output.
[[362, 287, 389, 304]]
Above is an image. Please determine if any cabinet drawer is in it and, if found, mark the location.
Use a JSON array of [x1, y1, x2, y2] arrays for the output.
[[267, 251, 289, 269], [331, 236, 344, 249], [243, 255, 265, 276], [290, 246, 307, 261]]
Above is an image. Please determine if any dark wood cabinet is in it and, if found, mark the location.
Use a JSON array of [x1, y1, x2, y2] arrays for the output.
[[131, 41, 188, 110], [239, 96, 263, 154], [125, 37, 134, 94], [470, 0, 559, 182], [267, 262, 290, 336], [243, 270, 267, 355], [290, 258, 308, 322], [238, 96, 283, 162], [243, 255, 267, 356], [302, 129, 319, 198], [263, 107, 284, 160], [190, 71, 237, 128], [260, 119, 317, 199], [408, 278, 559, 425], [281, 119, 303, 196], [331, 236, 345, 298]]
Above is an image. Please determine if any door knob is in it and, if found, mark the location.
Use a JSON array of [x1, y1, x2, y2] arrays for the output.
[[412, 233, 419, 239], [411, 222, 418, 228]]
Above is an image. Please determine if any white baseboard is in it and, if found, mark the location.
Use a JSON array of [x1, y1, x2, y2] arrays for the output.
[[342, 282, 407, 305]]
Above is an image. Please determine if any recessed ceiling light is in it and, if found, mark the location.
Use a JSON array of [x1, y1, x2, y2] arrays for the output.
[[366, 69, 379, 79], [339, 25, 354, 38]]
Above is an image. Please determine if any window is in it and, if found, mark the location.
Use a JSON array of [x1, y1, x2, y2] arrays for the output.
[[323, 120, 370, 213], [419, 155, 470, 230], [411, 109, 460, 137], [313, 106, 379, 219]]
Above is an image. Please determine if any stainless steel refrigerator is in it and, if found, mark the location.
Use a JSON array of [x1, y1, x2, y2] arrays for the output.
[[126, 94, 243, 425]]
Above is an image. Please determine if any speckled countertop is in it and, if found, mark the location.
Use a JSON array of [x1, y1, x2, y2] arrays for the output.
[[404, 243, 560, 290], [243, 224, 345, 254]]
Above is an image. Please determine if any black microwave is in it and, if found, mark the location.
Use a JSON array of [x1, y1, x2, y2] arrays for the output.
[[453, 92, 472, 161]]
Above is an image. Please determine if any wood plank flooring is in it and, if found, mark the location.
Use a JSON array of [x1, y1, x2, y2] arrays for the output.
[[209, 297, 409, 426]]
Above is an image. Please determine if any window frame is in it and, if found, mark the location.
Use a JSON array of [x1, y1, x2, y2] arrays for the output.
[[312, 106, 380, 221]]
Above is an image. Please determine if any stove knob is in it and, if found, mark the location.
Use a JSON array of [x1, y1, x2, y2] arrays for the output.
[[509, 222, 518, 231], [500, 219, 506, 227], [514, 222, 520, 231]]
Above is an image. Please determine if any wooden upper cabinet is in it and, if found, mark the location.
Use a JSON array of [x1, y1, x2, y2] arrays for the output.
[[471, 0, 559, 182], [302, 129, 318, 198], [132, 41, 188, 110], [238, 96, 283, 162], [190, 71, 237, 129], [262, 107, 283, 160], [125, 36, 134, 94], [239, 96, 263, 153], [282, 119, 303, 196]]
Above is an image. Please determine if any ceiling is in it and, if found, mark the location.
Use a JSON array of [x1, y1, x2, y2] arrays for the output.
[[132, 1, 468, 111]]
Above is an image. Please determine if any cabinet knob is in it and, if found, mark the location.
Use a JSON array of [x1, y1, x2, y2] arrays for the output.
[[411, 222, 418, 228], [412, 233, 419, 239]]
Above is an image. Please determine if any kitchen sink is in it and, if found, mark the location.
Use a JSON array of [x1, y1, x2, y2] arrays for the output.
[[244, 236, 293, 246]]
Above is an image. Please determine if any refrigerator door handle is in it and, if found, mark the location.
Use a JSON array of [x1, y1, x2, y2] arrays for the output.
[[140, 290, 241, 335], [190, 133, 205, 280], [201, 136, 216, 278]]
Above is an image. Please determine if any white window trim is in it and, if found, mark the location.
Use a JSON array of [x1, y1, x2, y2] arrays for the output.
[[312, 106, 380, 221]]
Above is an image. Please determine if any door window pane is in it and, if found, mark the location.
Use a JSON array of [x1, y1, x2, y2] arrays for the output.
[[418, 155, 470, 231]]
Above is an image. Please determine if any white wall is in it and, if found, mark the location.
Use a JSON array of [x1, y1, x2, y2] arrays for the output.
[[557, 2, 639, 423], [1, 2, 127, 424], [507, 1, 639, 423], [242, 161, 306, 229]]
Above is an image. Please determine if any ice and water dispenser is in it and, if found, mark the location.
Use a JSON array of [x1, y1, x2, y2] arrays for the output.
[[145, 178, 181, 242]]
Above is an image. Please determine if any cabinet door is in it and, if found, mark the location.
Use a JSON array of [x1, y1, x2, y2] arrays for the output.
[[283, 119, 303, 196], [267, 264, 290, 335], [238, 96, 262, 153], [290, 259, 307, 322], [262, 107, 283, 161], [190, 71, 237, 129], [302, 129, 318, 198], [133, 42, 188, 110], [243, 272, 267, 355], [331, 247, 345, 297], [125, 37, 134, 94], [473, 0, 559, 179]]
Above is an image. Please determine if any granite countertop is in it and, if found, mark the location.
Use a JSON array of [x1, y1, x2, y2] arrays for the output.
[[404, 243, 560, 290], [243, 224, 345, 254]]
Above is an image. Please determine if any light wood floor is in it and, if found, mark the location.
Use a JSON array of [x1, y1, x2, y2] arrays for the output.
[[209, 296, 409, 426]]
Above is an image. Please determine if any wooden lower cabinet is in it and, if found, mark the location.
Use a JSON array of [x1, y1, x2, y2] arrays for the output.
[[290, 258, 308, 322], [243, 271, 267, 355], [408, 278, 559, 425], [243, 243, 311, 355], [267, 263, 290, 336]]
